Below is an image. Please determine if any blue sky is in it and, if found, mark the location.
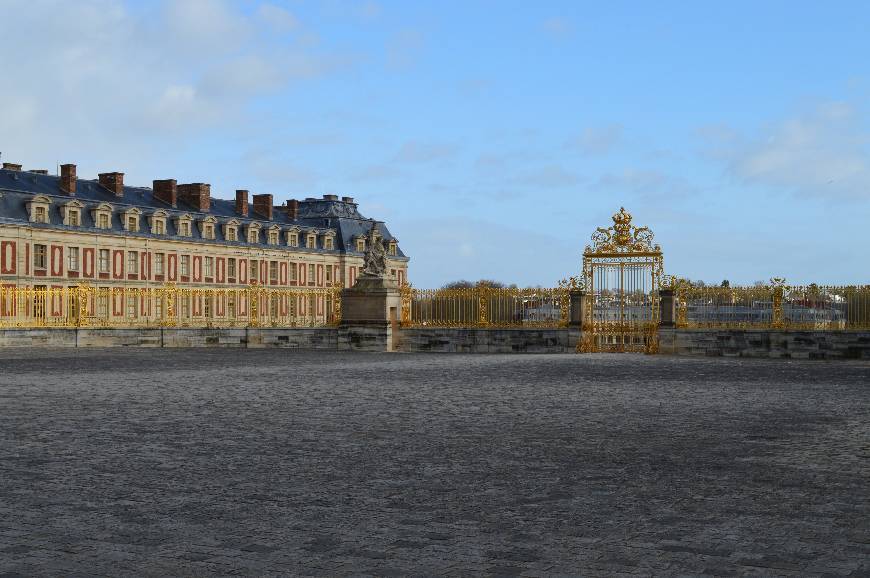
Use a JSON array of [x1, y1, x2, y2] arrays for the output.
[[2, 1, 869, 286]]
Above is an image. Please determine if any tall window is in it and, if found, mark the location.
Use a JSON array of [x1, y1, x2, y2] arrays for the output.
[[307, 234, 316, 249], [68, 247, 79, 271], [179, 221, 191, 236], [33, 244, 47, 269], [269, 261, 278, 284], [204, 257, 213, 278], [155, 253, 165, 275], [99, 213, 110, 229], [154, 220, 165, 235], [356, 238, 365, 252], [127, 216, 138, 232], [249, 259, 258, 283], [227, 227, 237, 241], [288, 232, 299, 247], [97, 289, 109, 317], [289, 262, 298, 283], [204, 295, 212, 318], [248, 229, 258, 244], [128, 251, 138, 273], [388, 242, 397, 256], [34, 206, 48, 223], [308, 264, 315, 286], [180, 255, 190, 276], [68, 210, 80, 227], [98, 249, 110, 273], [269, 230, 279, 245], [228, 258, 236, 278], [126, 295, 137, 318], [203, 224, 214, 239], [325, 265, 332, 284], [325, 237, 334, 250]]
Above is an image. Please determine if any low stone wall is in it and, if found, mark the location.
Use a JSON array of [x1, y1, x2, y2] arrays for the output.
[[659, 328, 870, 359], [395, 327, 577, 353], [0, 327, 339, 349]]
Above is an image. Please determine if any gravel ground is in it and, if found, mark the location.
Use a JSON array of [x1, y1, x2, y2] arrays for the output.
[[0, 349, 868, 577]]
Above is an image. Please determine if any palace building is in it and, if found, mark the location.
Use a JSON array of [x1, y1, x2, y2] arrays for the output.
[[0, 161, 408, 325]]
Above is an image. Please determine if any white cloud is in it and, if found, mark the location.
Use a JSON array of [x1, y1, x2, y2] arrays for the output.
[[0, 0, 344, 185], [701, 102, 870, 199], [394, 141, 458, 164], [565, 124, 623, 156]]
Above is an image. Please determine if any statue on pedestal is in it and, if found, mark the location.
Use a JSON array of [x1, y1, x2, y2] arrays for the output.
[[360, 221, 388, 279]]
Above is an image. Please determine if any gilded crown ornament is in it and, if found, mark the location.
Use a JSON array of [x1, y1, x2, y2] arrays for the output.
[[585, 206, 660, 255]]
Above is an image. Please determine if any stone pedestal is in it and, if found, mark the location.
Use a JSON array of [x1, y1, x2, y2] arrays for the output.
[[339, 275, 402, 351]]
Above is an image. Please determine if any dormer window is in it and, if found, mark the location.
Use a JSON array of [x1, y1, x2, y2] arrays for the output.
[[306, 233, 317, 249], [91, 203, 113, 230], [356, 238, 365, 252], [246, 223, 261, 244], [198, 216, 217, 240], [267, 226, 280, 245], [149, 210, 168, 235], [61, 200, 85, 227], [388, 241, 397, 256], [27, 195, 52, 224], [224, 219, 240, 242], [123, 208, 142, 232], [175, 214, 193, 237], [325, 237, 334, 250], [287, 231, 299, 247]]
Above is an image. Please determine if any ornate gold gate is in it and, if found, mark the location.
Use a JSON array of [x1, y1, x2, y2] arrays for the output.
[[578, 208, 664, 353]]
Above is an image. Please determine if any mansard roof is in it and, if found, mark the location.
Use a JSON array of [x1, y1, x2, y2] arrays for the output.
[[0, 167, 407, 259]]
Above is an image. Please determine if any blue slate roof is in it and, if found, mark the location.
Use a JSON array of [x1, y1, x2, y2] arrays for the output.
[[0, 168, 407, 260]]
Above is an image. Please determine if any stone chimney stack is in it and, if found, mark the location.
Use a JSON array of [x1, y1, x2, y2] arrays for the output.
[[286, 199, 299, 220], [60, 164, 76, 195], [99, 172, 124, 197], [2, 163, 21, 171], [178, 183, 211, 212], [29, 169, 48, 175], [235, 190, 249, 217], [153, 179, 178, 207], [252, 193, 273, 220], [341, 196, 354, 204]]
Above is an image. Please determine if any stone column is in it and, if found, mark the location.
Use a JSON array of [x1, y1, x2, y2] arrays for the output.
[[659, 289, 675, 328], [339, 276, 402, 352], [568, 289, 586, 351]]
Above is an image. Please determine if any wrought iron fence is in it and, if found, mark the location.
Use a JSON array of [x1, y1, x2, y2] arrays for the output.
[[400, 286, 568, 328], [675, 281, 870, 330], [0, 284, 342, 329]]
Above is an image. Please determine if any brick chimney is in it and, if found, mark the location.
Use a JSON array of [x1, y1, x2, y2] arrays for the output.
[[252, 193, 273, 220], [29, 169, 48, 175], [341, 196, 354, 204], [177, 183, 210, 212], [98, 172, 125, 197], [2, 163, 21, 171], [286, 199, 299, 220], [153, 179, 177, 207], [235, 190, 249, 217], [60, 164, 76, 195]]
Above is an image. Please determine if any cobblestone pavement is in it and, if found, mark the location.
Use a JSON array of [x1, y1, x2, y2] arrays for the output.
[[1, 350, 869, 577]]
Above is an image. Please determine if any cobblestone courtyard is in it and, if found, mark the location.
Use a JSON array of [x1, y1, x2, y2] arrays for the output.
[[0, 349, 868, 577]]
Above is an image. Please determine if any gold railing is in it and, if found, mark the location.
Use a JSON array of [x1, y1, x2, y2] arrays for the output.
[[675, 280, 870, 330], [0, 284, 342, 329], [400, 285, 568, 328]]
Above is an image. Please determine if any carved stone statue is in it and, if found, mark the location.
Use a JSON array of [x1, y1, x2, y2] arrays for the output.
[[360, 221, 388, 278]]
